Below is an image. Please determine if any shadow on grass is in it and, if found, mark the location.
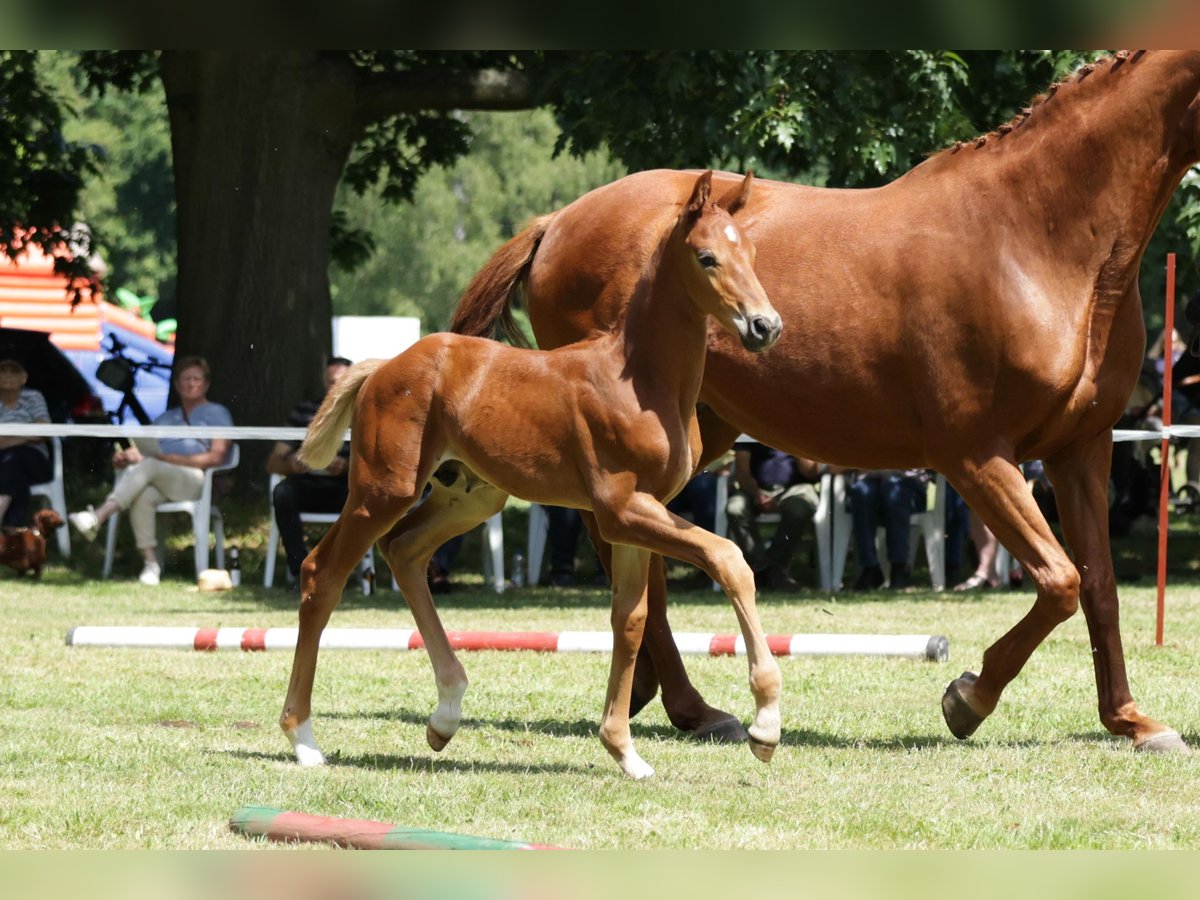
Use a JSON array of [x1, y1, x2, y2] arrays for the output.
[[318, 706, 1010, 751], [222, 747, 589, 775]]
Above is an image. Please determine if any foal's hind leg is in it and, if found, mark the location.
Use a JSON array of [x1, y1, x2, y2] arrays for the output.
[[599, 544, 656, 779], [378, 468, 509, 752], [279, 492, 419, 766], [1045, 433, 1185, 752], [937, 455, 1094, 742]]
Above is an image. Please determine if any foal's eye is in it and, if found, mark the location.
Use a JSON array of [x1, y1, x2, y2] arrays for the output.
[[698, 251, 717, 269]]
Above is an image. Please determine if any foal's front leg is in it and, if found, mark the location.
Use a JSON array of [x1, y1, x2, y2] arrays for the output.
[[596, 493, 781, 762], [599, 544, 656, 779]]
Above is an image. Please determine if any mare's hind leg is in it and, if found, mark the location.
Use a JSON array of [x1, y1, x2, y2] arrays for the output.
[[378, 465, 509, 752], [581, 515, 748, 743], [1045, 433, 1185, 752], [599, 544, 655, 779], [594, 493, 781, 762], [279, 491, 420, 766], [937, 455, 1089, 741]]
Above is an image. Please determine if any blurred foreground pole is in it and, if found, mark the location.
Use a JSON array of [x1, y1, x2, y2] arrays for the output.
[[1156, 253, 1175, 646]]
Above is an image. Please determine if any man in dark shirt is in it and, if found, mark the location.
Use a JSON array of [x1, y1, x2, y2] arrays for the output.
[[726, 439, 822, 590], [266, 357, 352, 583]]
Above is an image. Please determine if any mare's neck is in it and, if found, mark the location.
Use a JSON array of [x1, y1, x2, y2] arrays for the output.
[[619, 243, 709, 416], [954, 53, 1200, 285]]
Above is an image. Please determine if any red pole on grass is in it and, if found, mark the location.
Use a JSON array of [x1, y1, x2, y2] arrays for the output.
[[1156, 253, 1176, 646]]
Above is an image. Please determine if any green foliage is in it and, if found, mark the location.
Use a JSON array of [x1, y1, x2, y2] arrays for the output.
[[42, 51, 178, 317], [330, 109, 625, 331], [0, 50, 103, 293], [534, 51, 1086, 188]]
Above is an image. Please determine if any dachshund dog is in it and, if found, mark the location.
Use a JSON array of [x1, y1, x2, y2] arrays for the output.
[[0, 509, 63, 579]]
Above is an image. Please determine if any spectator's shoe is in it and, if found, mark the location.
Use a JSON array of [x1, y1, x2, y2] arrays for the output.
[[852, 564, 885, 591], [68, 507, 99, 543], [550, 571, 576, 588], [138, 561, 161, 586], [756, 565, 799, 592], [888, 563, 912, 590]]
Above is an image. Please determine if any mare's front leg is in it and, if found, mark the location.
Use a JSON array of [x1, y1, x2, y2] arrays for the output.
[[594, 493, 781, 762], [580, 512, 747, 742], [379, 471, 509, 752], [938, 455, 1093, 742], [599, 544, 656, 779], [1045, 432, 1186, 752]]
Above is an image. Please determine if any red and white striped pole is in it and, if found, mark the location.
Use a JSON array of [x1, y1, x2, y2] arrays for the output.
[[67, 626, 949, 661], [1156, 253, 1176, 647]]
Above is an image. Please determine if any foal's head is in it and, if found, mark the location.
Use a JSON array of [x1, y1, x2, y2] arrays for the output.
[[673, 170, 781, 352]]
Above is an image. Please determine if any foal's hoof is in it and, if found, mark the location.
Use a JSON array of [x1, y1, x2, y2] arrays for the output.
[[942, 671, 985, 740], [748, 738, 777, 763], [1134, 730, 1191, 754], [692, 716, 750, 744], [426, 723, 453, 752]]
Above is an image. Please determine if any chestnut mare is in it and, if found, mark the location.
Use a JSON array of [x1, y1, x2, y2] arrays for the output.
[[279, 172, 785, 778], [451, 51, 1200, 753]]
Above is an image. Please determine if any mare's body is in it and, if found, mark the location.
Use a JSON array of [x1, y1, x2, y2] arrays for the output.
[[280, 172, 784, 778], [451, 51, 1200, 751]]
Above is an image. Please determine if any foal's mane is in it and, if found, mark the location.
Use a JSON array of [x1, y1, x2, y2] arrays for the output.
[[936, 50, 1145, 159]]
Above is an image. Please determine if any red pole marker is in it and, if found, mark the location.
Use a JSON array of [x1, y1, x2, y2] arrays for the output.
[[68, 626, 949, 660]]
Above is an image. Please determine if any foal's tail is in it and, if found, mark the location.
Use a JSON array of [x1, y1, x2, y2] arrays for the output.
[[448, 213, 556, 347], [297, 359, 386, 470]]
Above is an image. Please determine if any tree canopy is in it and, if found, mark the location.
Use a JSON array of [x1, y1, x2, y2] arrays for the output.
[[3, 50, 1197, 430]]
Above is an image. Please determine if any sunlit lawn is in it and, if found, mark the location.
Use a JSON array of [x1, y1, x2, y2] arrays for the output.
[[4, 556, 1200, 849]]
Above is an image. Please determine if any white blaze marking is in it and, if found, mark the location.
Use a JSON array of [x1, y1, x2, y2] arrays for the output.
[[724, 225, 740, 243]]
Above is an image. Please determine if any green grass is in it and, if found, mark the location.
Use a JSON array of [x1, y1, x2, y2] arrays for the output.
[[4, 562, 1200, 849]]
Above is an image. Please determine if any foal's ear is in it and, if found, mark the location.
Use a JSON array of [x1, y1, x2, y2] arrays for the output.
[[684, 170, 713, 219], [718, 170, 753, 215]]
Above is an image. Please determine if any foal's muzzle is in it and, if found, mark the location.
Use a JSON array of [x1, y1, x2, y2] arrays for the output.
[[738, 312, 783, 352]]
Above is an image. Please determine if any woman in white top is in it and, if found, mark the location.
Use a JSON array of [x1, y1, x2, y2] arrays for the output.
[[0, 356, 53, 529]]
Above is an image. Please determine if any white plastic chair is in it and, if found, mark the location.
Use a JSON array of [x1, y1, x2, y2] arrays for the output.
[[103, 445, 240, 579], [715, 469, 849, 592], [263, 472, 376, 595], [830, 472, 946, 591], [30, 436, 70, 559]]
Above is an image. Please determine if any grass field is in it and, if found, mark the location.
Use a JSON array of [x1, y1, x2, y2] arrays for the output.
[[4, 558, 1200, 850]]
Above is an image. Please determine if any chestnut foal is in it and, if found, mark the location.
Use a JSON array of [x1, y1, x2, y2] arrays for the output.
[[279, 171, 783, 778]]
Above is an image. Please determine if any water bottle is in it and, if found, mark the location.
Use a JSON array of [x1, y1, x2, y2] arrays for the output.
[[228, 546, 241, 587], [511, 552, 525, 588]]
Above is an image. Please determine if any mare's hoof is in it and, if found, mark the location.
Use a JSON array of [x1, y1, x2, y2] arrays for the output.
[[748, 738, 776, 763], [426, 723, 452, 752], [692, 716, 749, 744], [942, 671, 985, 740], [1134, 730, 1191, 754]]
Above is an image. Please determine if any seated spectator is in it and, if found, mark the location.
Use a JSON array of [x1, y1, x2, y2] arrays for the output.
[[726, 441, 821, 590], [848, 469, 930, 590], [543, 505, 606, 587], [0, 357, 52, 529], [953, 509, 1002, 591], [428, 535, 462, 593], [266, 357, 352, 586], [69, 356, 232, 585], [668, 469, 719, 534]]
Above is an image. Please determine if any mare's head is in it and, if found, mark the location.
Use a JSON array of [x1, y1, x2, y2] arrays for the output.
[[673, 171, 781, 352]]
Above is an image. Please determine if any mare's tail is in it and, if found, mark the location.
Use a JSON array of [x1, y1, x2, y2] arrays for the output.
[[297, 359, 386, 470], [448, 213, 556, 347]]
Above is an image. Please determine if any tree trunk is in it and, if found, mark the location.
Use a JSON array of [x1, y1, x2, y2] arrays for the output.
[[159, 51, 359, 447]]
